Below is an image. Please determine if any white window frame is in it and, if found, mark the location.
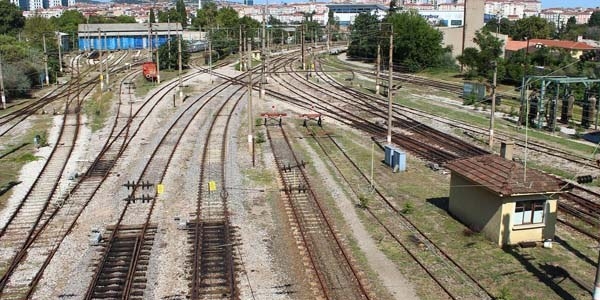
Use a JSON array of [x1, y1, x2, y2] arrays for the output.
[[514, 200, 546, 226]]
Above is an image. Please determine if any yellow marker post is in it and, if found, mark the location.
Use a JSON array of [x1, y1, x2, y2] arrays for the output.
[[208, 181, 217, 192], [157, 184, 164, 194]]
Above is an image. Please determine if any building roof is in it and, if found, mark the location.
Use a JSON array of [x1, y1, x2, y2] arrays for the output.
[[78, 23, 182, 37], [530, 38, 596, 50], [505, 40, 529, 51], [446, 154, 566, 197], [506, 38, 596, 52]]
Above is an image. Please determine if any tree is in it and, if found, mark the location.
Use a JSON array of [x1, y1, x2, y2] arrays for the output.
[[192, 2, 218, 29], [385, 10, 448, 71], [216, 7, 239, 29], [158, 8, 180, 23], [589, 11, 600, 27], [157, 37, 189, 70], [512, 16, 553, 40], [456, 30, 504, 80], [176, 0, 187, 27], [0, 0, 25, 35], [389, 0, 397, 14], [149, 8, 156, 23], [52, 10, 85, 34], [348, 13, 379, 59]]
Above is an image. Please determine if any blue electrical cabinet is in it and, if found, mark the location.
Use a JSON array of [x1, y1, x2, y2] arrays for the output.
[[392, 149, 406, 172], [384, 145, 394, 166]]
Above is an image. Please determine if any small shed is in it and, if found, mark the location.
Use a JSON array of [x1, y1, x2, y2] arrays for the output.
[[445, 152, 565, 246]]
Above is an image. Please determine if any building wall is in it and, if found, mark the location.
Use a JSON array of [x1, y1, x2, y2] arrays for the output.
[[462, 0, 485, 53], [438, 27, 463, 58], [499, 195, 558, 245], [449, 174, 503, 244]]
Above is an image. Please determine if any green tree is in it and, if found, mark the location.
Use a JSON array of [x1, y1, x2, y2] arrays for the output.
[[192, 1, 218, 29], [149, 8, 156, 23], [157, 37, 190, 70], [157, 8, 180, 23], [268, 15, 286, 45], [512, 16, 553, 40], [176, 0, 187, 27], [348, 13, 379, 59], [588, 11, 600, 27], [216, 7, 239, 29], [456, 30, 504, 80], [0, 0, 25, 35], [386, 10, 447, 71], [115, 15, 136, 23]]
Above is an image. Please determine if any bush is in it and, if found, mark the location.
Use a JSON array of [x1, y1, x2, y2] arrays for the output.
[[255, 131, 266, 144], [401, 202, 414, 214], [357, 194, 370, 209]]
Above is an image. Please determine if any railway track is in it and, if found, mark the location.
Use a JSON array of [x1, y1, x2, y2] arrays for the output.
[[304, 123, 493, 299], [266, 124, 372, 300], [312, 56, 600, 242], [0, 51, 132, 138]]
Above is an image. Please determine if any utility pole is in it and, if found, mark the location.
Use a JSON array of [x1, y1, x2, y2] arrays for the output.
[[148, 23, 153, 61], [239, 26, 243, 71], [104, 32, 109, 86], [0, 53, 5, 110], [247, 37, 254, 166], [260, 1, 266, 99], [387, 27, 393, 145], [489, 61, 497, 149], [178, 31, 183, 101], [376, 43, 380, 95], [97, 29, 103, 91], [209, 28, 212, 83], [155, 31, 161, 84], [43, 35, 50, 86], [594, 250, 600, 300], [489, 16, 500, 150], [301, 25, 305, 70], [168, 19, 172, 70], [57, 32, 63, 73]]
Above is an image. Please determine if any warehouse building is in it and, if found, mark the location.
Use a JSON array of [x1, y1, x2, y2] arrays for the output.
[[77, 23, 182, 51], [445, 144, 565, 246]]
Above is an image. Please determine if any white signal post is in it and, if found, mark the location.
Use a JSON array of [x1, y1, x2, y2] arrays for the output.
[[0, 52, 5, 110]]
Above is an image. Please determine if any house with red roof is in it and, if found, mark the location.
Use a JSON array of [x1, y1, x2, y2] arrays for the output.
[[445, 146, 566, 246], [504, 37, 597, 59]]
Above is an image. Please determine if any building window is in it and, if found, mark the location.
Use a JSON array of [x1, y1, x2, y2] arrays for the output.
[[450, 20, 462, 26], [514, 200, 545, 225]]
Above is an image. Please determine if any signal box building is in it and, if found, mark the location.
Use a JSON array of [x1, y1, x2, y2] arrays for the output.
[[445, 149, 565, 246], [77, 23, 182, 51]]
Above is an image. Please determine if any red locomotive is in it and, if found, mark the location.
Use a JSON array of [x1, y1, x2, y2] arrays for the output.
[[142, 62, 157, 81]]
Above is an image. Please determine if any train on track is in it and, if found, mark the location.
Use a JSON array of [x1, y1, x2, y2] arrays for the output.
[[142, 62, 158, 81]]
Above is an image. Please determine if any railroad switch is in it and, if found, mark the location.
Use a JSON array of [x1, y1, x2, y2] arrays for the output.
[[282, 184, 308, 193], [281, 160, 307, 172]]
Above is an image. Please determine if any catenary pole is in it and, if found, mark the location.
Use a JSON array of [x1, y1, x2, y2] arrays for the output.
[[0, 53, 6, 110], [387, 28, 393, 144]]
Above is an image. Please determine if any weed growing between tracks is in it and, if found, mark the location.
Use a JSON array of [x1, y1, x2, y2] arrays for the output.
[[84, 89, 113, 132]]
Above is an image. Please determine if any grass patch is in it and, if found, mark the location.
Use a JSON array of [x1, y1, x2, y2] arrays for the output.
[[84, 88, 114, 132]]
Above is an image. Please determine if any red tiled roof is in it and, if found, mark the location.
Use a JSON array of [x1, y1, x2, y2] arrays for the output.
[[529, 39, 596, 50], [445, 154, 565, 197], [505, 40, 529, 51]]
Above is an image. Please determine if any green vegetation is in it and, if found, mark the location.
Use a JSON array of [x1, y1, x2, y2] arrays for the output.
[[84, 88, 114, 132]]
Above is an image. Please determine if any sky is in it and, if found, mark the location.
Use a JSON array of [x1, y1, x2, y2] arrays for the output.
[[541, 0, 599, 8]]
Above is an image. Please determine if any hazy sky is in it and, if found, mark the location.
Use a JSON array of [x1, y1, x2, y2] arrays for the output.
[[541, 0, 598, 8]]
